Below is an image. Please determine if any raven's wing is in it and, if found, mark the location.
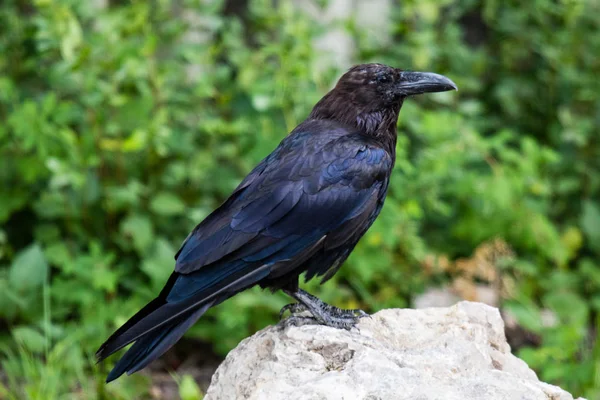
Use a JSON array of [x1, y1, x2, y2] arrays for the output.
[[172, 129, 391, 278], [97, 122, 392, 374], [162, 126, 392, 306]]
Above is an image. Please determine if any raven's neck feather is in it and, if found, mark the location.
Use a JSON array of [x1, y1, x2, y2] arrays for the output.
[[308, 90, 401, 156]]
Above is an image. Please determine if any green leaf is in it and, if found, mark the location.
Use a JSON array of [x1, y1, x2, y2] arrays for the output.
[[9, 244, 48, 292], [504, 300, 543, 334], [150, 192, 186, 216], [543, 291, 588, 325], [581, 200, 600, 254], [141, 238, 175, 290], [0, 190, 28, 223], [0, 275, 25, 319], [178, 374, 203, 400], [11, 326, 47, 354], [121, 214, 154, 252]]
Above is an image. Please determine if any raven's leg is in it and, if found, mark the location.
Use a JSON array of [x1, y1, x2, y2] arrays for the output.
[[281, 288, 368, 330]]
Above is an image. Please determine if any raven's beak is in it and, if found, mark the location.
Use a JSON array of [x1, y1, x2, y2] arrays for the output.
[[395, 71, 458, 97]]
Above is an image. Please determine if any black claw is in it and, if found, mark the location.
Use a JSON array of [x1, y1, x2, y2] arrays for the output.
[[281, 316, 318, 328], [282, 288, 369, 330], [279, 303, 293, 319], [279, 302, 308, 319]]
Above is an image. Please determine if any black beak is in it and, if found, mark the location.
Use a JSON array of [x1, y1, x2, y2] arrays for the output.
[[395, 71, 458, 97]]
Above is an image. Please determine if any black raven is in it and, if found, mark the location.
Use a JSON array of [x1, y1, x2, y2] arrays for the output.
[[96, 63, 457, 382]]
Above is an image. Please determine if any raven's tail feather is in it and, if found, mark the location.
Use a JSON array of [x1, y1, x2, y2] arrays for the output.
[[105, 302, 213, 382], [97, 264, 273, 382]]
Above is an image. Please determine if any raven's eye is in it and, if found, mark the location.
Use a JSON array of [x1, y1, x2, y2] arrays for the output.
[[376, 74, 391, 83]]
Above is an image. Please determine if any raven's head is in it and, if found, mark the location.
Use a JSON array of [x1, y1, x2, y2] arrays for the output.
[[309, 63, 457, 146], [335, 63, 457, 109]]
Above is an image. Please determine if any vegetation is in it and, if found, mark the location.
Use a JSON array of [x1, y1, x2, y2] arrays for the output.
[[1, 0, 599, 398]]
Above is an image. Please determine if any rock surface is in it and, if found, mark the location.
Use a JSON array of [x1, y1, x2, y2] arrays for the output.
[[205, 302, 584, 400]]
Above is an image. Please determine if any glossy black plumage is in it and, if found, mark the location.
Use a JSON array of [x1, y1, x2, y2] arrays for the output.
[[96, 64, 457, 382]]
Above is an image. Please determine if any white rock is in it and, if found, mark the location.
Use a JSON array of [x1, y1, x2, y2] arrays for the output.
[[412, 286, 461, 309], [205, 301, 584, 400]]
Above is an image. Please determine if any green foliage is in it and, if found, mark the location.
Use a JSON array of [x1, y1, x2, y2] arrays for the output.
[[177, 374, 203, 400], [0, 0, 599, 398]]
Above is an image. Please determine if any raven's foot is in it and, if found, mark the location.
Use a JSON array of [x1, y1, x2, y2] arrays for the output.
[[281, 315, 319, 328], [278, 303, 318, 328], [279, 303, 309, 320], [282, 288, 369, 330]]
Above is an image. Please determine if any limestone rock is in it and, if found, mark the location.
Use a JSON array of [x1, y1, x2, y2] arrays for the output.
[[205, 301, 583, 400]]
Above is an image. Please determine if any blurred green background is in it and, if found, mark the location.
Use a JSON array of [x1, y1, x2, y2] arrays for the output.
[[1, 0, 599, 398]]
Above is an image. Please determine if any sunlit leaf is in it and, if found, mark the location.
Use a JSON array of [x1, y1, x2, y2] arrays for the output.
[[179, 374, 203, 400], [150, 192, 186, 216], [9, 244, 48, 292], [581, 200, 600, 254], [11, 326, 47, 354]]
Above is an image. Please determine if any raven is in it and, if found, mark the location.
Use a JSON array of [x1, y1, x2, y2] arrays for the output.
[[96, 63, 457, 382]]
